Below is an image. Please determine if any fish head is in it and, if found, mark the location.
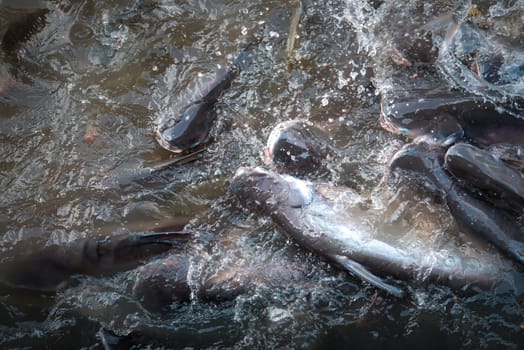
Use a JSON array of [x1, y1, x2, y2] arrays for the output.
[[230, 167, 314, 214], [380, 95, 464, 144], [388, 141, 451, 197], [265, 119, 331, 175], [156, 101, 213, 153]]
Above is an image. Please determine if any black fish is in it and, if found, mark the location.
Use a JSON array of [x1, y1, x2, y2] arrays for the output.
[[156, 46, 256, 153]]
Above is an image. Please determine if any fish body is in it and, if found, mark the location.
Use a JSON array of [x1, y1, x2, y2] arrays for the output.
[[231, 167, 514, 296]]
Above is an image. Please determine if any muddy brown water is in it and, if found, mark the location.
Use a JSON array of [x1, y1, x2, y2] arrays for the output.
[[0, 0, 523, 348]]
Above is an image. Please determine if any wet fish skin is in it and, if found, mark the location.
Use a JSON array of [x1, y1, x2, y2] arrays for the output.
[[380, 94, 524, 147], [265, 119, 334, 175], [390, 142, 524, 266], [445, 142, 524, 214], [155, 67, 236, 153], [0, 231, 193, 291], [155, 46, 256, 153], [132, 254, 192, 312], [0, 4, 48, 55], [230, 167, 512, 296]]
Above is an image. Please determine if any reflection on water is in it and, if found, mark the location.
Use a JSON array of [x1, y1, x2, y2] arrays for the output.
[[0, 0, 523, 348]]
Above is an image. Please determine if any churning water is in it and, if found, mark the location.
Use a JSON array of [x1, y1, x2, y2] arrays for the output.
[[0, 0, 523, 348]]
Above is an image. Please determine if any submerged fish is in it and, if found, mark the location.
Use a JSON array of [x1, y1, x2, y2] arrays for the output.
[[230, 167, 515, 297], [0, 232, 193, 292]]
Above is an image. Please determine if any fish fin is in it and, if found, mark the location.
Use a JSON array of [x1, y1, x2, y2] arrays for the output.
[[88, 231, 195, 270], [333, 255, 405, 298], [96, 231, 195, 251], [118, 148, 206, 185], [150, 147, 206, 171]]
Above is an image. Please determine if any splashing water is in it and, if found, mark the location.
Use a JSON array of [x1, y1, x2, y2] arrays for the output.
[[0, 0, 523, 348]]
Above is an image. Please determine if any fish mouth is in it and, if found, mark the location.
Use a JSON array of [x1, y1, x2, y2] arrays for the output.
[[264, 119, 331, 173], [379, 101, 406, 136], [155, 128, 185, 154], [230, 167, 276, 210], [231, 167, 315, 209], [379, 114, 404, 135], [265, 121, 290, 164]]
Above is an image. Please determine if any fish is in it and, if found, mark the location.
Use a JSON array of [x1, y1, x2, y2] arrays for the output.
[[0, 231, 193, 291], [390, 141, 524, 266], [155, 46, 256, 153], [230, 166, 515, 297], [445, 142, 524, 214], [380, 93, 524, 147], [265, 119, 335, 175]]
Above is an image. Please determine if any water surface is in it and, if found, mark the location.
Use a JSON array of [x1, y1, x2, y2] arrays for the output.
[[0, 0, 523, 348]]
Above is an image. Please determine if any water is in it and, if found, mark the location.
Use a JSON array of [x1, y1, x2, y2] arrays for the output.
[[0, 0, 523, 348]]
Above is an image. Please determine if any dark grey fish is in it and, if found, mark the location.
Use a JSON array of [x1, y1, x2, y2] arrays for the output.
[[155, 68, 236, 153], [156, 46, 256, 153], [230, 167, 513, 297], [380, 93, 524, 147], [445, 142, 524, 214], [390, 142, 524, 266], [0, 231, 193, 291], [0, 3, 48, 55], [265, 119, 335, 175]]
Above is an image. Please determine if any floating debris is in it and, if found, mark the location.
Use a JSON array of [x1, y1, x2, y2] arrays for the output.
[[286, 0, 302, 59]]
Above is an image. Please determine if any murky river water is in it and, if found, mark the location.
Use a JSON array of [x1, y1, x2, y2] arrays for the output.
[[1, 0, 523, 348]]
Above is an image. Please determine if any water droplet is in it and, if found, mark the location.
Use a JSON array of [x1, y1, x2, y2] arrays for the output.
[[267, 307, 292, 322]]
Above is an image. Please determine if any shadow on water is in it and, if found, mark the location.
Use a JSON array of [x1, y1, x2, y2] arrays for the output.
[[0, 0, 523, 349]]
